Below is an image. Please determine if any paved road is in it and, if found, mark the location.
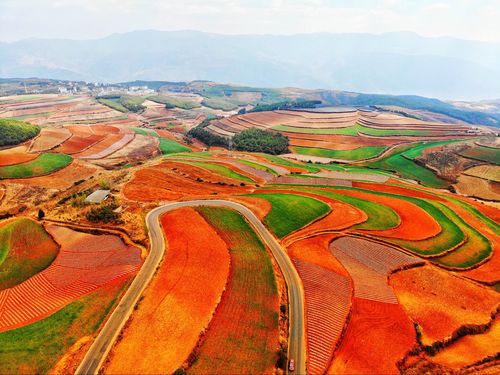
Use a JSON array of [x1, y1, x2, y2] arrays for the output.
[[77, 200, 306, 375]]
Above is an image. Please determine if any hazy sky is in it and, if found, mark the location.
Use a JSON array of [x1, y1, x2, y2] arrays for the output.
[[1, 0, 499, 43]]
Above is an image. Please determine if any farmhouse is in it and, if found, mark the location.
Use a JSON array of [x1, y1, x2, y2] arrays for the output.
[[85, 189, 110, 203]]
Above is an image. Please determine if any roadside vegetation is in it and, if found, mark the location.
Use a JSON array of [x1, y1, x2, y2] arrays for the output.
[[0, 118, 40, 147]]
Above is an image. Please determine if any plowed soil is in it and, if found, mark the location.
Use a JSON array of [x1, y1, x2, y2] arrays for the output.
[[0, 146, 38, 166], [104, 208, 230, 374], [123, 161, 253, 201], [389, 265, 499, 345], [328, 297, 416, 375], [29, 128, 71, 152], [0, 225, 141, 332]]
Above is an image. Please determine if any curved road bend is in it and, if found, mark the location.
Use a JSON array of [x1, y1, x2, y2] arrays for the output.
[[76, 200, 306, 375]]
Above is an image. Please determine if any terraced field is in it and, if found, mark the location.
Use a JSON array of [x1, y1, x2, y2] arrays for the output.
[[104, 208, 230, 374], [0, 153, 72, 179], [0, 218, 59, 290], [248, 192, 330, 237], [190, 207, 279, 374]]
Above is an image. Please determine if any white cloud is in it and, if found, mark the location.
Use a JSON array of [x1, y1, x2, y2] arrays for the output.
[[0, 0, 498, 43]]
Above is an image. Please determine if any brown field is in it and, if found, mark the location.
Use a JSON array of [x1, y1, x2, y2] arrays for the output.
[[328, 297, 416, 375], [6, 159, 98, 190], [123, 161, 253, 201], [29, 127, 71, 152], [75, 133, 135, 159], [104, 208, 230, 374], [389, 265, 499, 345], [455, 174, 499, 201], [0, 146, 38, 166], [53, 134, 105, 154], [431, 318, 500, 369]]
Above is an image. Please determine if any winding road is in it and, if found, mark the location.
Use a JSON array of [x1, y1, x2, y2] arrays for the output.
[[76, 200, 306, 375]]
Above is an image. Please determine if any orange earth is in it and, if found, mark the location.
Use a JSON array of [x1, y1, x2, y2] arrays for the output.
[[389, 265, 499, 345], [328, 297, 416, 375], [123, 161, 253, 201], [5, 159, 98, 190], [104, 208, 230, 374], [0, 146, 38, 166]]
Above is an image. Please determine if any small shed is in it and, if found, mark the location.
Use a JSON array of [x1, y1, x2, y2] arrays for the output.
[[85, 189, 110, 204]]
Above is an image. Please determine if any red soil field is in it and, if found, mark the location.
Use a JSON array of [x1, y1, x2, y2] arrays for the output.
[[75, 133, 135, 159], [29, 128, 71, 152], [293, 258, 351, 374], [66, 125, 94, 137], [324, 187, 441, 241], [389, 265, 499, 345], [104, 208, 230, 374], [123, 161, 253, 202], [54, 134, 105, 154], [0, 146, 38, 166], [379, 180, 500, 223], [284, 133, 398, 148], [287, 234, 349, 278], [6, 159, 98, 190], [328, 297, 416, 375], [283, 194, 367, 245], [0, 225, 141, 332], [431, 318, 500, 369]]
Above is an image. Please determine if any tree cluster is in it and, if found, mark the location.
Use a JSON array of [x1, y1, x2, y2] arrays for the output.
[[232, 128, 289, 155], [249, 99, 321, 113], [0, 119, 40, 147]]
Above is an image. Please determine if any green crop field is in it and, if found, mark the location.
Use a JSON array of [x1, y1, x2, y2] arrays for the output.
[[267, 186, 400, 231], [201, 97, 239, 111], [273, 123, 428, 136], [97, 98, 128, 112], [458, 145, 500, 165], [402, 139, 469, 159], [158, 139, 191, 154], [0, 280, 126, 374], [431, 203, 491, 268], [148, 95, 201, 110], [191, 207, 279, 374], [366, 143, 448, 188], [132, 128, 191, 154], [0, 153, 72, 179], [0, 218, 59, 290], [292, 145, 387, 160], [0, 118, 40, 147], [178, 161, 255, 183], [248, 193, 330, 237], [320, 163, 393, 176], [258, 153, 320, 173]]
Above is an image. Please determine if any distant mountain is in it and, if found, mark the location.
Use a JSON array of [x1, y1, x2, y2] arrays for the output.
[[1, 30, 500, 101]]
